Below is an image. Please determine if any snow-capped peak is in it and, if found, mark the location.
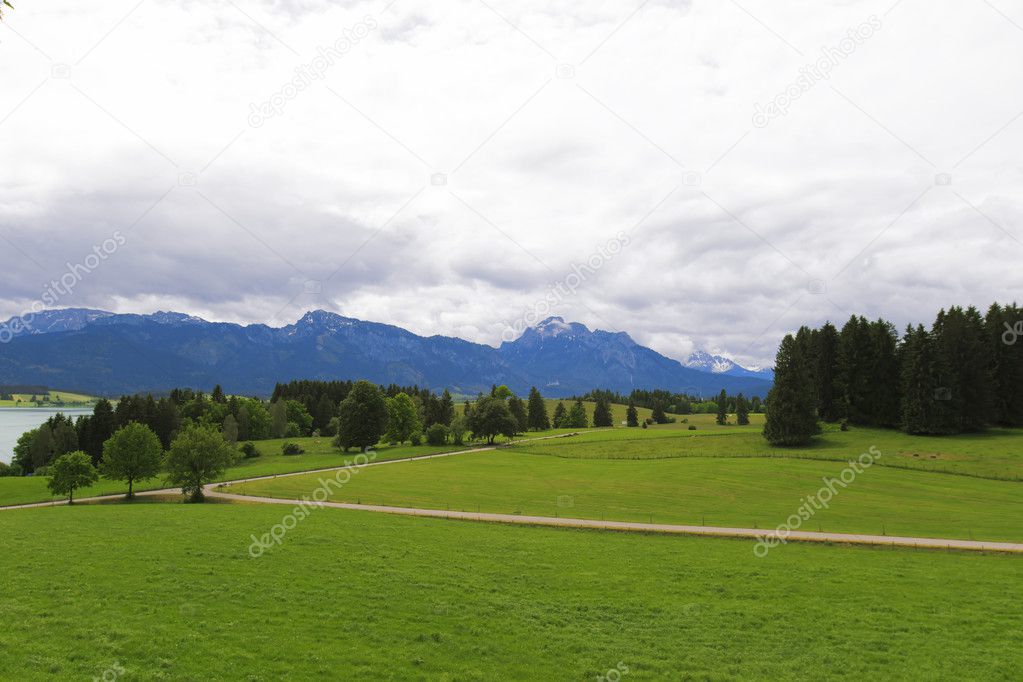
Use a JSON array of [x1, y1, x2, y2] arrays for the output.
[[533, 316, 579, 337]]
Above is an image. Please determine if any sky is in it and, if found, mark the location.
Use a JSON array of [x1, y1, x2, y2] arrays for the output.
[[1, 0, 1021, 368]]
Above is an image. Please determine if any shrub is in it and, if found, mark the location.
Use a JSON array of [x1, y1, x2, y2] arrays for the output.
[[641, 422, 648, 429], [239, 442, 260, 459], [281, 442, 304, 456], [426, 423, 449, 446], [285, 422, 302, 438], [409, 431, 423, 446], [840, 419, 849, 432], [688, 425, 697, 431]]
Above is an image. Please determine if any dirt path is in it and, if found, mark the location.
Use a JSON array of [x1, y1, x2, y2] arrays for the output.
[[0, 432, 585, 510], [5, 434, 1022, 554], [203, 489, 1023, 554]]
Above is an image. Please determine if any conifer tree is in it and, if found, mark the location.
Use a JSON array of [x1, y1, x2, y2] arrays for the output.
[[816, 322, 840, 421], [592, 398, 613, 427], [508, 395, 529, 433], [626, 400, 639, 427], [986, 303, 1023, 426], [526, 387, 551, 431], [716, 389, 728, 425], [763, 334, 818, 446], [567, 399, 589, 428], [899, 325, 939, 434], [552, 401, 567, 428], [736, 393, 750, 425], [931, 307, 991, 433]]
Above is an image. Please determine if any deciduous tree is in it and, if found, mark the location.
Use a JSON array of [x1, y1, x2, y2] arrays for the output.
[[100, 422, 164, 499], [47, 451, 98, 503], [165, 425, 236, 502]]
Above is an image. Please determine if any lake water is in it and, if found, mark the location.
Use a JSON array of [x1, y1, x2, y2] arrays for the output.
[[0, 407, 94, 464]]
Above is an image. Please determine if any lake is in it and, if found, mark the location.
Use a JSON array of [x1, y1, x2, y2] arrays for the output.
[[0, 407, 95, 464]]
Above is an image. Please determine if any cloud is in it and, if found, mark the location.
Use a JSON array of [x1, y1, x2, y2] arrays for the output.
[[1, 0, 1021, 367]]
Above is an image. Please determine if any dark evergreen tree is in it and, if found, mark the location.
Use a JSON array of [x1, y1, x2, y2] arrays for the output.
[[816, 322, 840, 421], [552, 401, 568, 428], [836, 316, 871, 424], [736, 393, 750, 425], [592, 397, 613, 427], [763, 334, 818, 446], [899, 325, 941, 434], [931, 306, 991, 433], [716, 389, 728, 425], [508, 395, 529, 433], [626, 400, 639, 427], [439, 390, 456, 426], [651, 402, 668, 424], [986, 303, 1023, 426], [526, 387, 550, 431], [567, 399, 589, 428], [152, 398, 180, 449], [313, 394, 336, 433]]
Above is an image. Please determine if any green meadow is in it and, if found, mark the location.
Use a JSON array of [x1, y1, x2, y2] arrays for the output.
[[225, 449, 1023, 542], [516, 419, 1023, 480], [1, 504, 1020, 681], [0, 390, 98, 407], [0, 439, 471, 507]]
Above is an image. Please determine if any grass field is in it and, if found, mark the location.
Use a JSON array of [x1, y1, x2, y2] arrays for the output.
[[1, 504, 1020, 680], [0, 390, 98, 407], [0, 429, 583, 507], [225, 449, 1023, 542], [517, 419, 1023, 480], [0, 438, 472, 507]]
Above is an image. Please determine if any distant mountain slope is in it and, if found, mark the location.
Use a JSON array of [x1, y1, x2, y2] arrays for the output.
[[1, 308, 114, 338], [0, 309, 772, 398], [684, 350, 774, 380]]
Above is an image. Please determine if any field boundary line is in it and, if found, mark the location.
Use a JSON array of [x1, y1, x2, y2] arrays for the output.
[[204, 490, 1023, 554]]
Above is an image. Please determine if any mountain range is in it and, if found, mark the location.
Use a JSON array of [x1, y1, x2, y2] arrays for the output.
[[0, 309, 773, 398]]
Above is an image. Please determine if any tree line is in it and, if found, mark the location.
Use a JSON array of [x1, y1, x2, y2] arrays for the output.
[[764, 303, 1023, 445], [577, 388, 764, 418]]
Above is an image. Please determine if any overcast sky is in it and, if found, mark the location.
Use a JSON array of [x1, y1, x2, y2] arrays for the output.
[[2, 0, 1021, 367]]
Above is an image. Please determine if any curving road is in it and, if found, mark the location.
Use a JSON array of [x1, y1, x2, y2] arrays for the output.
[[4, 438, 1022, 554]]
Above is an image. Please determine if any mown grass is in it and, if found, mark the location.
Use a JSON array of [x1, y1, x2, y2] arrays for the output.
[[226, 450, 1023, 542], [0, 390, 98, 407], [0, 428, 582, 507], [1, 504, 1020, 680], [523, 421, 1023, 480], [0, 439, 471, 507]]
